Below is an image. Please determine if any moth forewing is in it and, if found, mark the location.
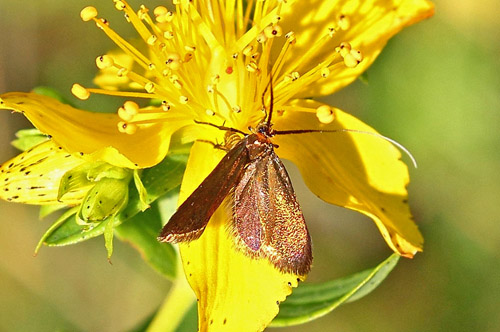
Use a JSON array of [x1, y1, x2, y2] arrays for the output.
[[157, 138, 249, 243], [232, 134, 312, 275]]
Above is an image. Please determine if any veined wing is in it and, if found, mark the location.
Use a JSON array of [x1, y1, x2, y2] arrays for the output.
[[159, 138, 249, 243]]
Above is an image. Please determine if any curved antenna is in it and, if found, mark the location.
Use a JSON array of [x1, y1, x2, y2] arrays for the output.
[[274, 128, 418, 168]]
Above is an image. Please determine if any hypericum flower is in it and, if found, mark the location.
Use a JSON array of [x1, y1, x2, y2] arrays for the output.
[[0, 0, 434, 331]]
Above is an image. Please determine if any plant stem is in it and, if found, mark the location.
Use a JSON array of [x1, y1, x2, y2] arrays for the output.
[[147, 256, 196, 332]]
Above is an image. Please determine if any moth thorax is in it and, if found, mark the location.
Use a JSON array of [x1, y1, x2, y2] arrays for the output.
[[246, 134, 273, 160]]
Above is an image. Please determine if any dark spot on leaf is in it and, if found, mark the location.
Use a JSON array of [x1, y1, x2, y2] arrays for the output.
[[79, 152, 84, 156], [223, 318, 227, 325], [68, 175, 73, 179], [287, 281, 292, 286], [25, 171, 31, 175], [3, 188, 8, 191], [380, 207, 386, 212], [38, 194, 46, 197], [402, 199, 408, 204], [11, 195, 19, 199], [20, 167, 27, 172], [210, 320, 213, 325]]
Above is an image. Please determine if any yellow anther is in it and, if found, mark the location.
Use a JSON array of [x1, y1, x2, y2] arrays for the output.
[[264, 25, 282, 39], [232, 53, 239, 59], [251, 52, 260, 60], [161, 101, 171, 111], [169, 75, 180, 82], [164, 11, 174, 22], [118, 122, 138, 135], [148, 63, 156, 71], [338, 14, 350, 30], [283, 71, 300, 83], [207, 85, 215, 93], [350, 49, 363, 62], [164, 31, 174, 39], [179, 96, 189, 104], [71, 84, 90, 100], [321, 67, 330, 78], [97, 18, 110, 28], [169, 61, 181, 71], [328, 27, 337, 38], [144, 82, 156, 93], [147, 35, 158, 45], [166, 53, 181, 70], [211, 75, 220, 85], [173, 0, 181, 5], [124, 101, 140, 114], [172, 79, 183, 89], [316, 105, 335, 124], [185, 45, 196, 52], [117, 67, 129, 77], [184, 52, 194, 63], [114, 1, 126, 10], [337, 42, 352, 57], [232, 106, 242, 113], [243, 45, 253, 56], [343, 53, 359, 68], [246, 62, 258, 72], [80, 6, 98, 22], [285, 31, 296, 44], [95, 55, 114, 69], [272, 16, 282, 24], [138, 5, 149, 20], [118, 107, 132, 122], [205, 109, 215, 116], [256, 33, 267, 43], [154, 6, 169, 17]]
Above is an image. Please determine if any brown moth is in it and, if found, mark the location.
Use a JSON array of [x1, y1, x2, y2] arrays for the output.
[[158, 80, 313, 275]]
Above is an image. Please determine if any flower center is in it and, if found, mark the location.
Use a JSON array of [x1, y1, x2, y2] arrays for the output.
[[74, 1, 363, 135]]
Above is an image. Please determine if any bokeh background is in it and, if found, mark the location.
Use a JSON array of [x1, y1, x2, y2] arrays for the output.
[[1, 0, 499, 331]]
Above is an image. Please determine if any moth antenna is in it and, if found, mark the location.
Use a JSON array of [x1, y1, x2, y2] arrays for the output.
[[267, 72, 274, 128], [194, 119, 247, 136], [344, 129, 418, 168], [274, 128, 418, 168]]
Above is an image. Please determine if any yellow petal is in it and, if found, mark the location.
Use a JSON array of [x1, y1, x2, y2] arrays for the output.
[[273, 99, 423, 257], [178, 141, 302, 332], [0, 92, 191, 168], [279, 0, 434, 97], [0, 140, 86, 205]]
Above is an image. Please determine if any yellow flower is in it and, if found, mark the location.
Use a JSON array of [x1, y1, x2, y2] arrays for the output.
[[0, 0, 434, 331]]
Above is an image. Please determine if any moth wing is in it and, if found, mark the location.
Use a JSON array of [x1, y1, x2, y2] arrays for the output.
[[158, 139, 249, 243], [233, 151, 312, 275]]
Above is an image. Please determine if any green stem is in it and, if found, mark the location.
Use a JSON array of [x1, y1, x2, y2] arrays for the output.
[[147, 255, 196, 332]]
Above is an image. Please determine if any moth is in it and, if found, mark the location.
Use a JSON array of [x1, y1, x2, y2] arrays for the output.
[[158, 87, 312, 275]]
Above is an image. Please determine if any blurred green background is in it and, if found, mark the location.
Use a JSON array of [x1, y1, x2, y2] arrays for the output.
[[1, 1, 499, 331]]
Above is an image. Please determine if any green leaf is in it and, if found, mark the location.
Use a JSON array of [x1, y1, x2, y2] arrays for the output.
[[35, 207, 79, 254], [115, 203, 177, 279], [43, 153, 187, 247], [133, 169, 149, 211], [271, 254, 400, 327], [11, 128, 49, 151], [103, 217, 115, 259]]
